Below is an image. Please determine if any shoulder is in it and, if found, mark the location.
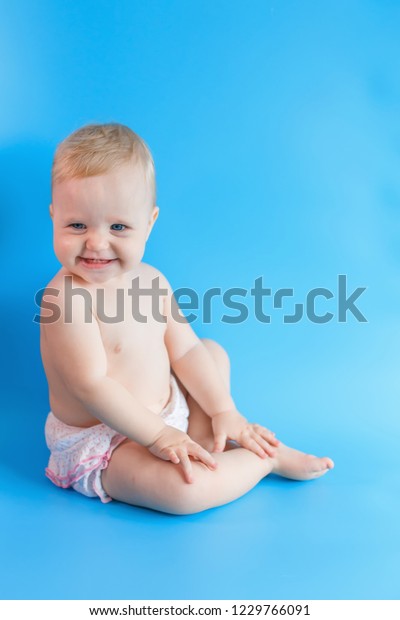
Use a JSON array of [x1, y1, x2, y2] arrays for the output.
[[39, 269, 94, 326], [39, 271, 67, 314], [138, 262, 172, 292], [40, 270, 63, 298], [41, 269, 91, 298]]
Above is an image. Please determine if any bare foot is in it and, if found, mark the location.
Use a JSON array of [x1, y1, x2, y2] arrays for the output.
[[271, 442, 334, 481]]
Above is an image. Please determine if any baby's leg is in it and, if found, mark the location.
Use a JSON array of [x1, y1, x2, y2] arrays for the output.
[[182, 338, 333, 483], [102, 338, 273, 514], [102, 437, 275, 514], [101, 436, 333, 515], [102, 339, 333, 514], [185, 338, 231, 452]]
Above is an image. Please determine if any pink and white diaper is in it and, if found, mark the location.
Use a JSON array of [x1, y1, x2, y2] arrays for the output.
[[44, 374, 189, 503]]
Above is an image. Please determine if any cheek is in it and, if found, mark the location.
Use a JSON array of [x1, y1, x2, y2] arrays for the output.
[[54, 234, 81, 257], [120, 236, 146, 257]]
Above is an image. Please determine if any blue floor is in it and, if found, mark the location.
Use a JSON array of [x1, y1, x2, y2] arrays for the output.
[[1, 301, 399, 600], [2, 0, 400, 601]]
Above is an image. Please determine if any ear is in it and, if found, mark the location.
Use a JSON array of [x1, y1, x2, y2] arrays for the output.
[[49, 204, 54, 220], [146, 205, 159, 240], [150, 205, 159, 225]]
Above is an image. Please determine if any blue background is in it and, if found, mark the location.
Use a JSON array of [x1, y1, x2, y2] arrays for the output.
[[1, 0, 400, 600]]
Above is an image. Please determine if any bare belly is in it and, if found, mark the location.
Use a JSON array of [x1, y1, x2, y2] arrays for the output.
[[48, 367, 173, 428]]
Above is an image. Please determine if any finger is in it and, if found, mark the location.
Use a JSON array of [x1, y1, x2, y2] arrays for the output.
[[254, 424, 280, 446], [249, 429, 278, 456], [176, 450, 194, 483], [213, 432, 227, 453], [252, 424, 279, 444], [189, 444, 218, 469], [241, 433, 268, 459], [253, 434, 277, 457], [166, 449, 180, 464]]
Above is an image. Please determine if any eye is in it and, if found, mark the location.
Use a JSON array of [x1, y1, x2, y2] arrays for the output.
[[69, 223, 86, 230], [110, 224, 127, 231]]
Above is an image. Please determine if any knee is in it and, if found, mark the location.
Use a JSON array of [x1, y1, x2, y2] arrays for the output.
[[201, 338, 230, 373], [166, 468, 213, 515]]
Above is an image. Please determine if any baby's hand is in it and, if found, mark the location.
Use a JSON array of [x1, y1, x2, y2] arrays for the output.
[[211, 409, 279, 458], [146, 426, 217, 483]]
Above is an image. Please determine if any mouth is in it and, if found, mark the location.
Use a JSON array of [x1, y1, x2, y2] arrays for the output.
[[79, 257, 117, 269]]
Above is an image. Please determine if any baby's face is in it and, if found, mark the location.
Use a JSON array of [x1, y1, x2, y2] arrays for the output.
[[50, 161, 158, 285]]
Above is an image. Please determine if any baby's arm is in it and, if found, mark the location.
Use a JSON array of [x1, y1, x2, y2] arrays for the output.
[[41, 287, 216, 482], [162, 275, 279, 457]]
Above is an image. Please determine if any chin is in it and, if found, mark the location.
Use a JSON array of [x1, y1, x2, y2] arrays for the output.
[[83, 272, 116, 284]]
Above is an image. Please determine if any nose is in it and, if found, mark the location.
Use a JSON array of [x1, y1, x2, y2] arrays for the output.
[[85, 231, 110, 252]]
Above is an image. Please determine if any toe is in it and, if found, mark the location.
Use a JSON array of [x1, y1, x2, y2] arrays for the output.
[[307, 455, 325, 472], [325, 457, 334, 469]]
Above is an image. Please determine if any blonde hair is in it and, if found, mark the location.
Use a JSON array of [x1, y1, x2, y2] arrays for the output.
[[51, 123, 156, 207]]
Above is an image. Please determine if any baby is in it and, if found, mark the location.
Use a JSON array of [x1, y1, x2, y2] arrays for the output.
[[41, 123, 334, 514]]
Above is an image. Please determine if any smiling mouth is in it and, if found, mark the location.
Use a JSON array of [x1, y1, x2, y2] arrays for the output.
[[79, 257, 117, 267]]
